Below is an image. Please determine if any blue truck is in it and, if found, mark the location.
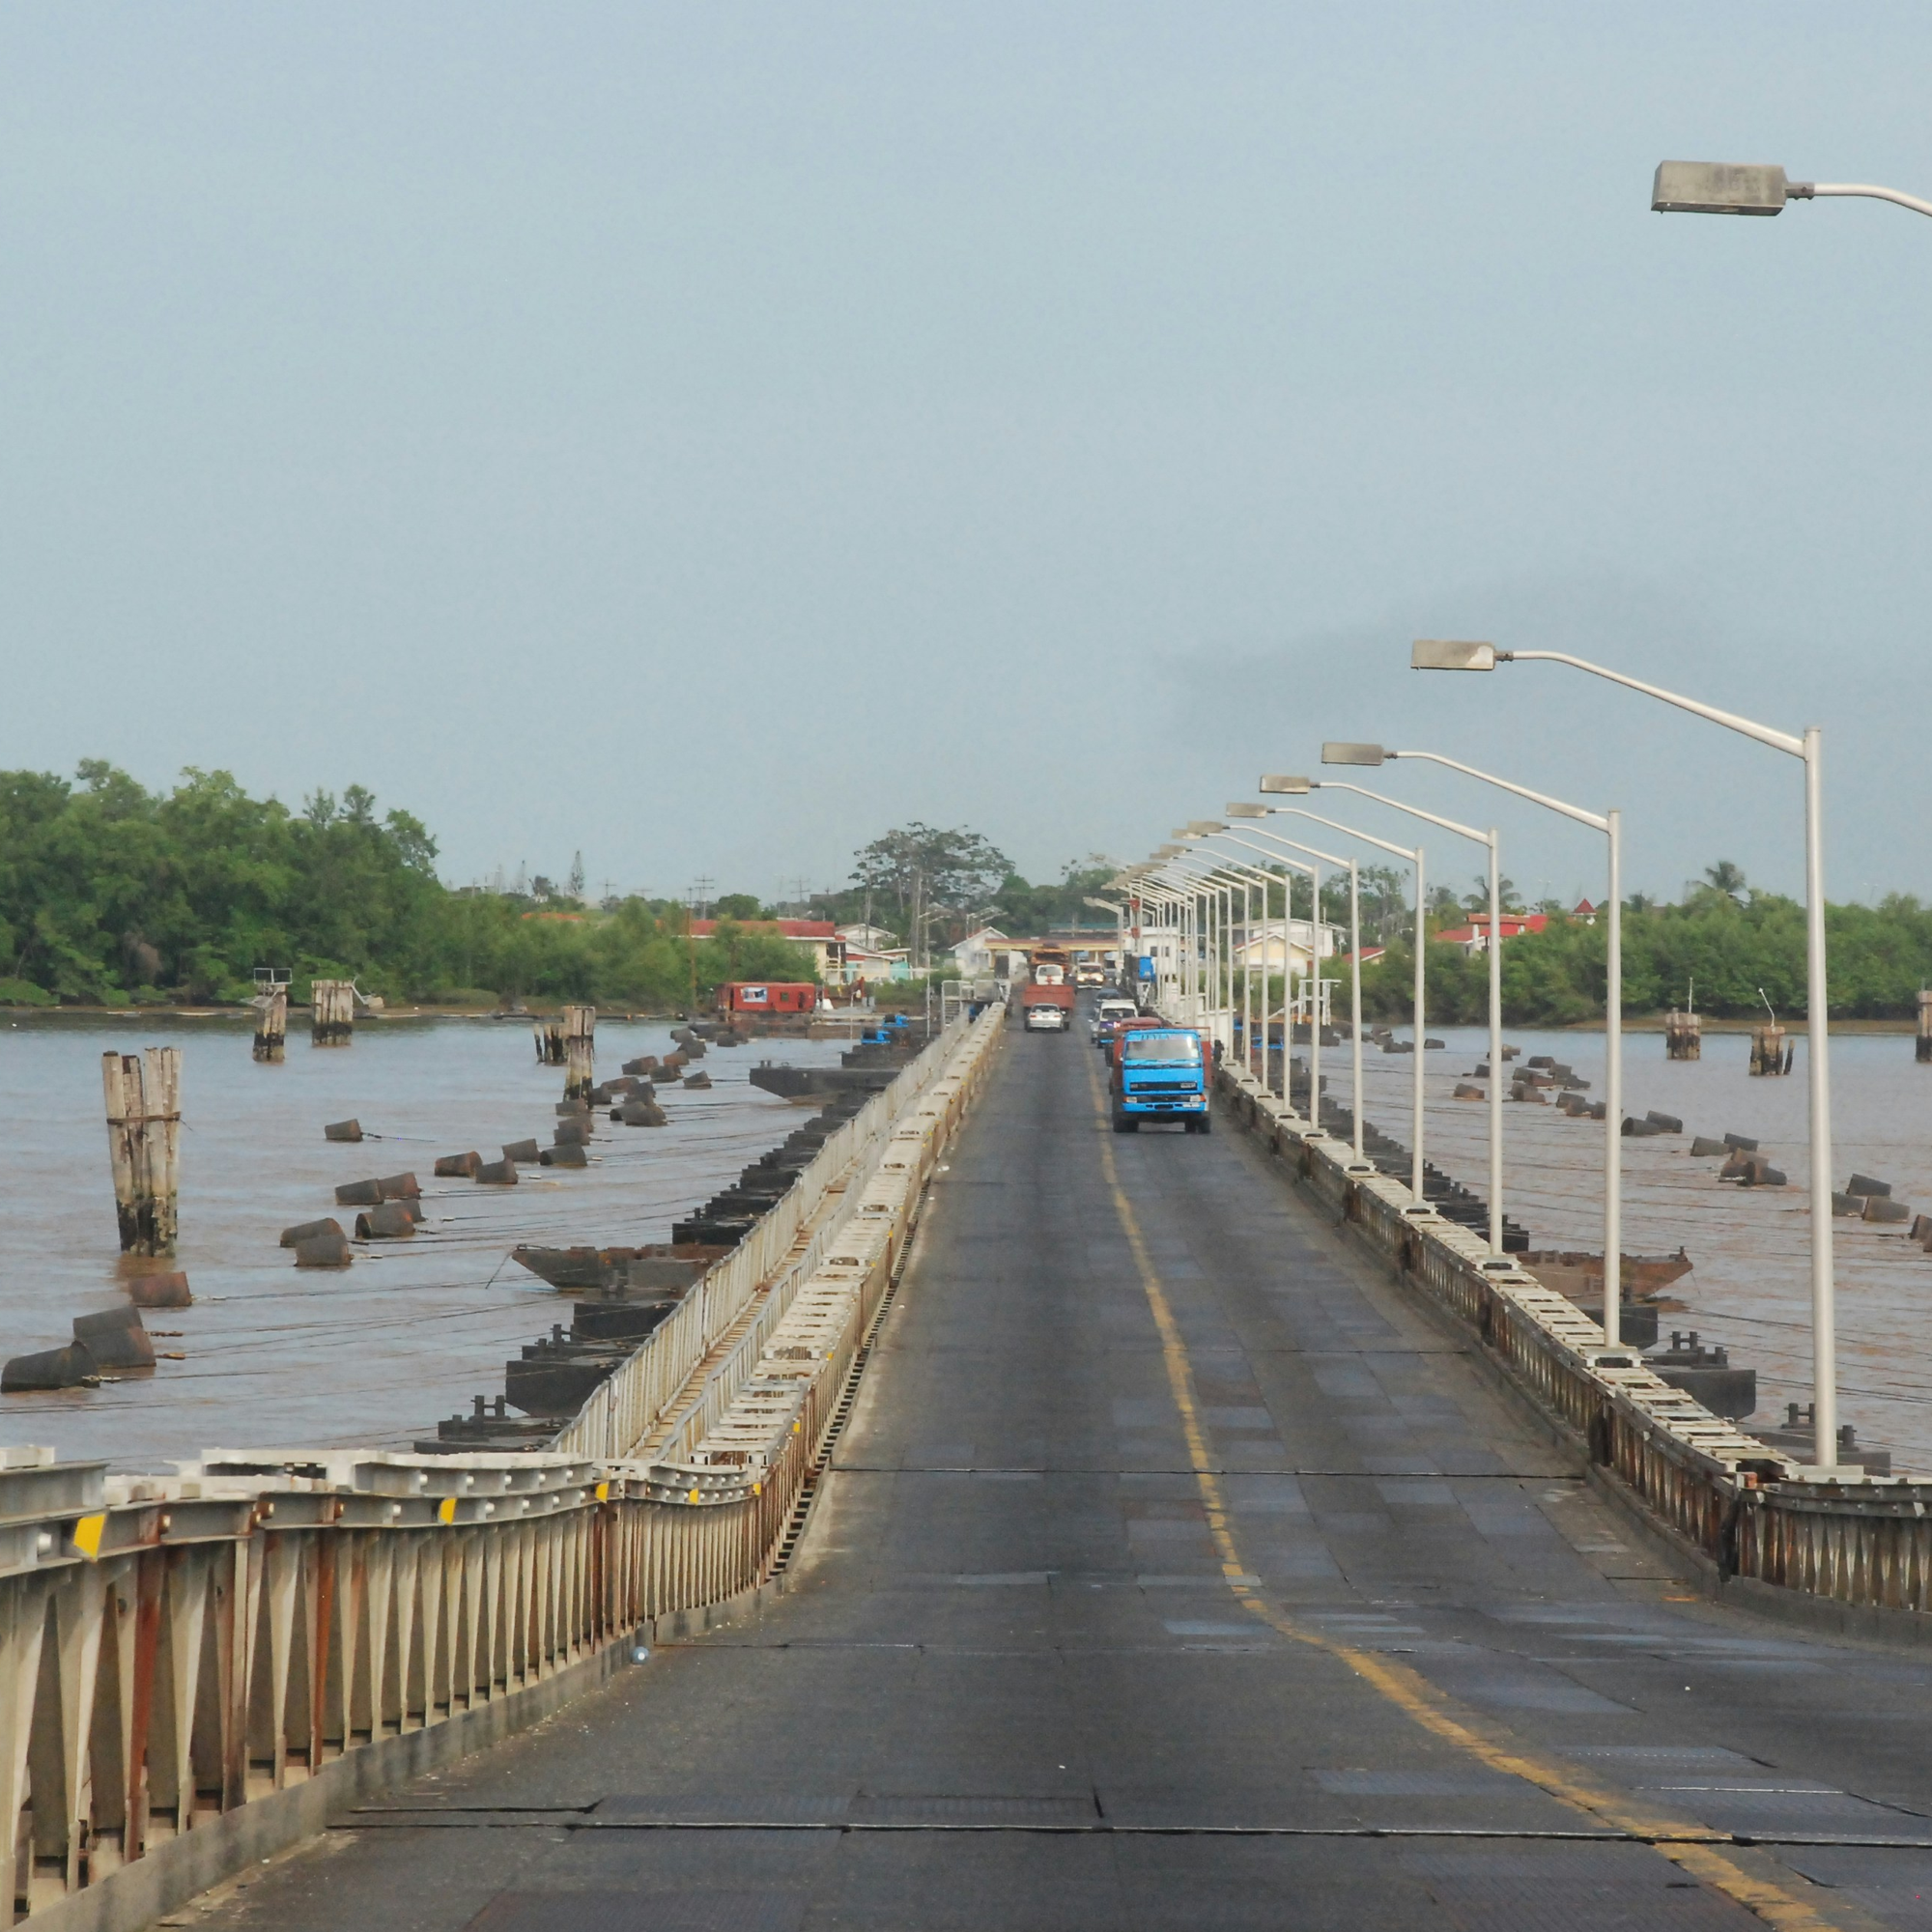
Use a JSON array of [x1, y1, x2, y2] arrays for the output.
[[1109, 1023, 1211, 1134]]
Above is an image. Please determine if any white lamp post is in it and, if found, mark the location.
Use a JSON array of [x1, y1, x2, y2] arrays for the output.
[[1258, 783, 1432, 1207], [1412, 637, 1840, 1469], [1209, 819, 1362, 1156], [1382, 747, 1624, 1340], [1186, 832, 1328, 1118]]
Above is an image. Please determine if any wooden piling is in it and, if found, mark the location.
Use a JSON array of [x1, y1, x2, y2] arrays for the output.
[[1663, 1009, 1701, 1061], [253, 989, 287, 1063], [101, 1048, 181, 1255], [310, 980, 354, 1048], [534, 1019, 565, 1065], [1918, 990, 1932, 1064], [1748, 1022, 1790, 1076], [563, 1005, 596, 1100]]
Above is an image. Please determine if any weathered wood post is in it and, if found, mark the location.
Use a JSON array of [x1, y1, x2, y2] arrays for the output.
[[1664, 1009, 1701, 1060], [310, 980, 354, 1048], [101, 1048, 181, 1255], [1918, 990, 1932, 1064], [1749, 1022, 1789, 1076], [563, 1005, 596, 1100], [534, 1018, 565, 1065], [253, 990, 287, 1063]]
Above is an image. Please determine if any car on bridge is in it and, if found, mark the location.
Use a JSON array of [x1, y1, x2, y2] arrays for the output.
[[1091, 996, 1139, 1048]]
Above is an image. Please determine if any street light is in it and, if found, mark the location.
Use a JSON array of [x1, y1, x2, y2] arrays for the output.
[[1260, 780, 1430, 1203], [1171, 844, 1290, 1096], [1651, 160, 1932, 221], [1413, 638, 1840, 1470], [1311, 763, 1504, 1250], [1182, 833, 1317, 1112], [1213, 816, 1365, 1161], [1383, 746, 1624, 1343]]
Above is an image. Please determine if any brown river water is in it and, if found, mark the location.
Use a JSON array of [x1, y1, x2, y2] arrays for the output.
[[1341, 1025, 1932, 1474], [0, 1015, 851, 1469]]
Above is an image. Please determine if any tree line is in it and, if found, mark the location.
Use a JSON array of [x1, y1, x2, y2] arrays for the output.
[[0, 774, 1114, 1010], [0, 765, 815, 1009], [1341, 868, 1932, 1024]]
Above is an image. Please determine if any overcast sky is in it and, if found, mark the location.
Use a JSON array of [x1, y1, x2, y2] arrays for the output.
[[3, 5, 1927, 909]]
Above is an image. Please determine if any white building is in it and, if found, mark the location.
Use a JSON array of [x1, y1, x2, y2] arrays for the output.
[[942, 924, 1011, 978]]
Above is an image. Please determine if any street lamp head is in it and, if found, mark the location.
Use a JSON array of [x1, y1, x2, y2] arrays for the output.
[[1321, 743, 1388, 767], [1186, 820, 1226, 835], [1651, 160, 1797, 216], [1258, 774, 1312, 794], [1155, 844, 1183, 857], [1410, 639, 1496, 672], [1224, 803, 1267, 818]]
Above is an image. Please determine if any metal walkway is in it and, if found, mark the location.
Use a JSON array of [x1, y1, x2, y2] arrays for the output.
[[191, 1026, 1932, 1931]]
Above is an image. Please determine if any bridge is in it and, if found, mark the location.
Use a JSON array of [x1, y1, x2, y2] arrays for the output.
[[11, 1009, 1932, 1930], [142, 1021, 1932, 1930]]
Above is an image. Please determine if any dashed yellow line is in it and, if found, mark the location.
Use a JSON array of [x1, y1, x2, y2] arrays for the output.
[[1086, 1051, 1840, 1931]]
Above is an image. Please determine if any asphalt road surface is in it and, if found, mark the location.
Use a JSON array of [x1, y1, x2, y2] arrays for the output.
[[187, 1021, 1932, 1931]]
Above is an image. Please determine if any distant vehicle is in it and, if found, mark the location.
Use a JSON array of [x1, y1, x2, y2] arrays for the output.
[[1072, 962, 1106, 987], [1031, 945, 1071, 985], [1091, 997, 1139, 1048], [1110, 1025, 1210, 1132], [717, 981, 817, 1016], [1020, 982, 1076, 1033]]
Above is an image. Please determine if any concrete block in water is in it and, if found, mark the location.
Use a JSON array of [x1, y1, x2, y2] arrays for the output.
[[127, 1270, 191, 1309], [1586, 1100, 1606, 1120], [1723, 1132, 1759, 1151], [334, 1179, 384, 1207], [73, 1306, 155, 1370], [1646, 1111, 1683, 1132], [1527, 1055, 1554, 1068], [553, 1118, 593, 1146], [280, 1216, 346, 1248], [355, 1202, 418, 1238], [1647, 1342, 1756, 1419], [1556, 1092, 1588, 1115], [541, 1143, 588, 1167], [2, 1344, 98, 1391], [1623, 1117, 1665, 1137], [1743, 1164, 1787, 1187], [1832, 1191, 1861, 1217], [434, 1151, 481, 1179], [1848, 1172, 1890, 1198], [324, 1119, 363, 1143], [1453, 1082, 1484, 1100], [377, 1172, 421, 1200], [617, 1101, 668, 1126], [1863, 1194, 1911, 1223], [1912, 1214, 1932, 1243], [555, 1100, 591, 1118], [473, 1159, 519, 1185], [295, 1234, 354, 1267], [1690, 1137, 1728, 1157], [682, 1072, 712, 1089], [501, 1139, 542, 1164], [621, 1057, 657, 1076]]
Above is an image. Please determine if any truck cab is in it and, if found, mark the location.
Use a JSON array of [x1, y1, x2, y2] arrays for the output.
[[1110, 1025, 1210, 1133]]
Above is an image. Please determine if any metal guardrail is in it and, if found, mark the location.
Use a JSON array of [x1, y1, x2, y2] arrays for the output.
[[1213, 1060, 1932, 1621], [0, 1006, 1005, 1925]]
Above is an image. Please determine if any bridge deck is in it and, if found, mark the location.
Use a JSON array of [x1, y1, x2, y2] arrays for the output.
[[197, 1026, 1932, 1931]]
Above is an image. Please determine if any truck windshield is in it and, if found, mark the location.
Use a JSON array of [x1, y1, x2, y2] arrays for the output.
[[1122, 1035, 1201, 1063]]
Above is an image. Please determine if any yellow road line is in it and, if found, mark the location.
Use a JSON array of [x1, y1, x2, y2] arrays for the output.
[[1086, 1052, 1840, 1931]]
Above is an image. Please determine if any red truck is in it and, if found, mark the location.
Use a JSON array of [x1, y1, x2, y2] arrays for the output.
[[1019, 982, 1076, 1034], [716, 981, 818, 1016]]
